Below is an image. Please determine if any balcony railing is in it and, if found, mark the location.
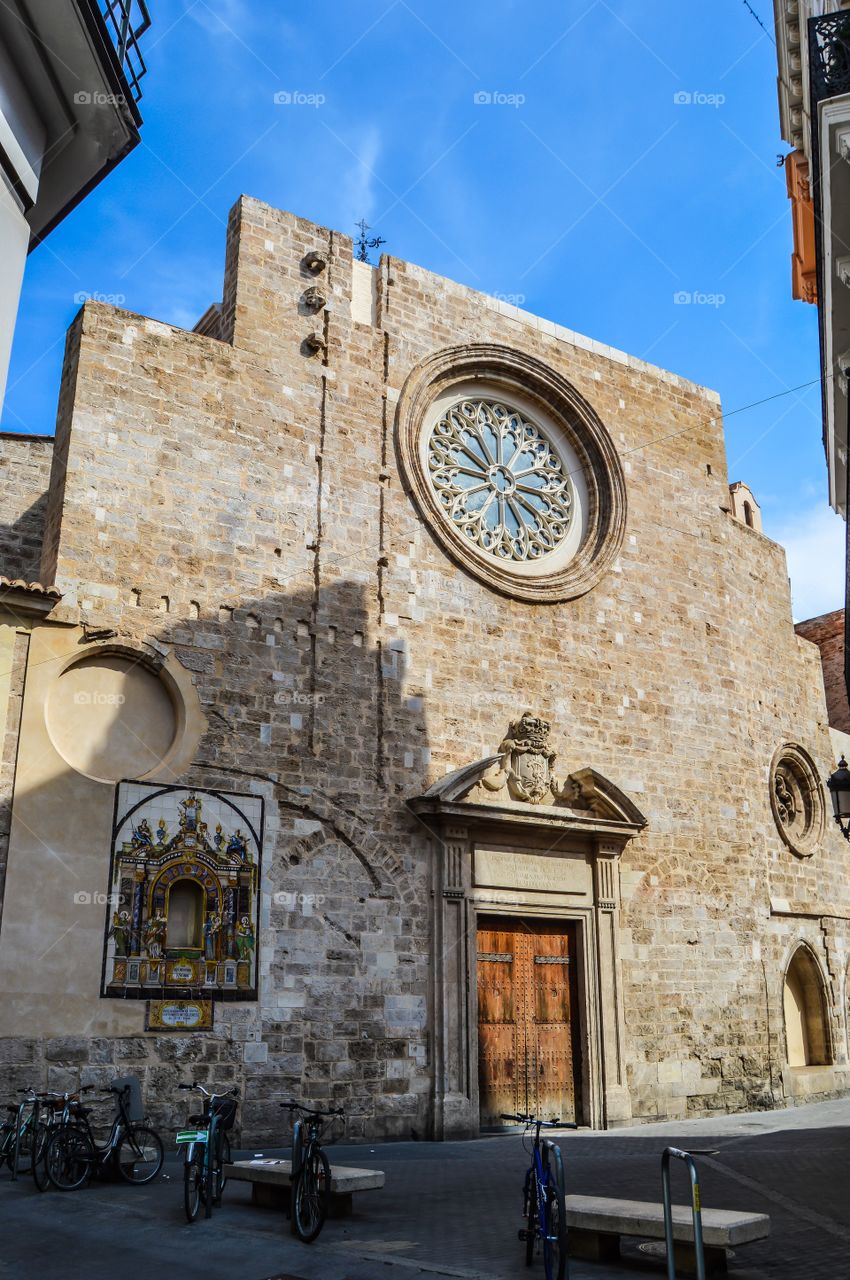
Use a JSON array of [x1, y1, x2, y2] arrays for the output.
[[97, 0, 151, 103], [810, 13, 850, 106]]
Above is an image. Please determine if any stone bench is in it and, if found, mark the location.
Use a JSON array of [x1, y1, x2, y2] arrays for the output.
[[224, 1157, 384, 1217], [564, 1195, 770, 1275]]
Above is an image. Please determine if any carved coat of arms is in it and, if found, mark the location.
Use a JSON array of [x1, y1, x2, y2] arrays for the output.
[[482, 712, 562, 804]]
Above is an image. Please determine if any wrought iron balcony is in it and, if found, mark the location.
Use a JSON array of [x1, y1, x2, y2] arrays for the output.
[[96, 0, 151, 103], [810, 12, 850, 106]]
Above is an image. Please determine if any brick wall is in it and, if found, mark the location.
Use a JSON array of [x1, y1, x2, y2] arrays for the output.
[[795, 610, 850, 733]]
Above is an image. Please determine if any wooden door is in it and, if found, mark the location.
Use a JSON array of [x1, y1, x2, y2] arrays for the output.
[[477, 916, 580, 1127]]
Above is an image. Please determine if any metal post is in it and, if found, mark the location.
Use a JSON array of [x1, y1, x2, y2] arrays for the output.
[[661, 1147, 706, 1280], [291, 1117, 303, 1178], [10, 1101, 25, 1182]]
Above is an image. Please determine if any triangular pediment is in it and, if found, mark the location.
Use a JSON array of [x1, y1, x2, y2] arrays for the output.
[[419, 756, 645, 826]]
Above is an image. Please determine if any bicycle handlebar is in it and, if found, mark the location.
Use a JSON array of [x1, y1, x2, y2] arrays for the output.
[[499, 1113, 578, 1129], [280, 1099, 345, 1118], [178, 1082, 239, 1100]]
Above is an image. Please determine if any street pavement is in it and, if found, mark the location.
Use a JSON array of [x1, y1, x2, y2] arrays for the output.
[[3, 1098, 850, 1279]]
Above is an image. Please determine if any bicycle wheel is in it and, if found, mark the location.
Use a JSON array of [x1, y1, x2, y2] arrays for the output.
[[542, 1178, 568, 1280], [523, 1169, 536, 1266], [184, 1150, 203, 1222], [292, 1145, 331, 1243], [0, 1120, 15, 1171], [116, 1126, 164, 1185], [32, 1122, 52, 1191], [45, 1127, 94, 1191], [14, 1119, 35, 1174]]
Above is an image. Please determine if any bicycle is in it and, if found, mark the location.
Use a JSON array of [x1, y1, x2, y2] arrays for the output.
[[0, 1087, 90, 1185], [176, 1082, 238, 1222], [44, 1083, 163, 1191], [280, 1099, 345, 1243], [502, 1111, 577, 1280], [0, 1088, 41, 1177]]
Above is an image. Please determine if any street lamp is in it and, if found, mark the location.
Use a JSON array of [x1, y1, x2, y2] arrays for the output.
[[827, 756, 850, 840]]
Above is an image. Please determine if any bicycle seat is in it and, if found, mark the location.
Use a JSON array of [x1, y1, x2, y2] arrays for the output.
[[74, 1107, 93, 1118], [5, 1104, 20, 1113], [188, 1113, 206, 1124]]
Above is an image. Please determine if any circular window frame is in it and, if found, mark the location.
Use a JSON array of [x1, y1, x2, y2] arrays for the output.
[[769, 742, 826, 859], [394, 344, 627, 603]]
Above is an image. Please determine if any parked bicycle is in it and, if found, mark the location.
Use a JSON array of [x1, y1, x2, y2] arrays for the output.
[[44, 1082, 163, 1191], [280, 1099, 345, 1243], [0, 1086, 91, 1187], [176, 1081, 238, 1222], [502, 1111, 577, 1280]]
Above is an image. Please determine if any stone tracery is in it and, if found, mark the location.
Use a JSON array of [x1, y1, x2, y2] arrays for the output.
[[427, 398, 573, 563]]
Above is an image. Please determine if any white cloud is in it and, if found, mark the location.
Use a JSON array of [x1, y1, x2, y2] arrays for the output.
[[766, 503, 844, 623], [337, 126, 382, 243], [188, 0, 250, 35]]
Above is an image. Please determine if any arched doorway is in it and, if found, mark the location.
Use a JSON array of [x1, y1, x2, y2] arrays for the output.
[[166, 879, 205, 950], [783, 946, 831, 1066]]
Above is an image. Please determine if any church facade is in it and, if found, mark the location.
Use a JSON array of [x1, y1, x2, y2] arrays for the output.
[[0, 197, 847, 1142]]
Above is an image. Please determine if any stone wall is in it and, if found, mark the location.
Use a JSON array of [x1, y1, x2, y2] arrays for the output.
[[795, 609, 850, 733], [0, 196, 847, 1139], [0, 433, 53, 582]]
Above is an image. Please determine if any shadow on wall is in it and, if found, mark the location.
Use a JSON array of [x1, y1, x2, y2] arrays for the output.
[[3, 574, 439, 1145], [0, 490, 50, 582]]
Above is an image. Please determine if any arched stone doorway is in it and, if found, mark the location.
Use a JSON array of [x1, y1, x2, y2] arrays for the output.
[[783, 946, 831, 1067], [409, 713, 646, 1138]]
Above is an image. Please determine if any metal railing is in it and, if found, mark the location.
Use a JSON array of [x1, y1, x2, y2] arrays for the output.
[[661, 1147, 706, 1280], [810, 12, 850, 106], [97, 0, 151, 103]]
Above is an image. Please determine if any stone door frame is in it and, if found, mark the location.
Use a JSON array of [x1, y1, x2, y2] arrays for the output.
[[410, 759, 646, 1139]]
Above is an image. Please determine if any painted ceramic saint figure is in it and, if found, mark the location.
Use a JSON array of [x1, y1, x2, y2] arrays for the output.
[[144, 913, 166, 959], [203, 912, 221, 962], [235, 915, 255, 961], [226, 829, 248, 861], [110, 910, 130, 957], [132, 819, 154, 849]]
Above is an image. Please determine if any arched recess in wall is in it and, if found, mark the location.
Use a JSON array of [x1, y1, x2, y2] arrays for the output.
[[783, 944, 832, 1067], [45, 640, 205, 784]]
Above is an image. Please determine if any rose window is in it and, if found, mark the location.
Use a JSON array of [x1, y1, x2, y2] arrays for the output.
[[427, 399, 574, 561]]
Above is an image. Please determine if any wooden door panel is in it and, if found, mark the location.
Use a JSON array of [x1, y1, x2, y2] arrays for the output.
[[477, 916, 580, 1128], [478, 1023, 519, 1122]]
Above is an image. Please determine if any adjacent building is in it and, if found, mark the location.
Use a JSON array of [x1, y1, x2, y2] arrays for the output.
[[0, 0, 150, 416], [774, 1, 850, 706], [0, 198, 849, 1141]]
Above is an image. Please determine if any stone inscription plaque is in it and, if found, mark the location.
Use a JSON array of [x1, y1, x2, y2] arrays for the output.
[[474, 847, 589, 896]]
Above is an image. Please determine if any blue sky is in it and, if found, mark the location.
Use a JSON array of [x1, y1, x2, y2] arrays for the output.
[[4, 0, 842, 618]]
